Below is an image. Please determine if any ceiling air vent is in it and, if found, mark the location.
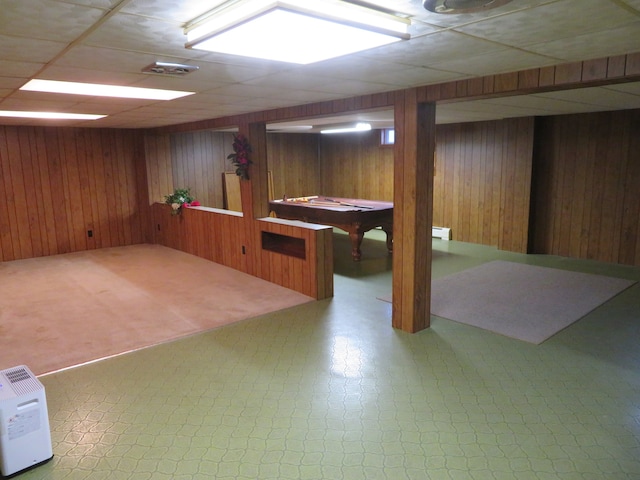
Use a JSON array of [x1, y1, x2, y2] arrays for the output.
[[423, 0, 513, 14], [141, 62, 199, 75]]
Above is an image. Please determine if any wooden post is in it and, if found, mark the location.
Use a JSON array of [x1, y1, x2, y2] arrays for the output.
[[235, 122, 270, 276], [248, 122, 270, 219], [392, 90, 436, 333]]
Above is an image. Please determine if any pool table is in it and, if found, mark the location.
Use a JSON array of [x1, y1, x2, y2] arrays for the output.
[[269, 196, 393, 261]]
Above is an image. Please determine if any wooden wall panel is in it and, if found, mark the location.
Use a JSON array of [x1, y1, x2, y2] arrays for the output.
[[433, 118, 534, 252], [152, 129, 308, 212], [152, 130, 323, 215], [0, 126, 149, 262], [170, 130, 234, 208], [320, 130, 394, 200], [145, 134, 174, 204], [267, 133, 321, 199], [532, 110, 640, 266]]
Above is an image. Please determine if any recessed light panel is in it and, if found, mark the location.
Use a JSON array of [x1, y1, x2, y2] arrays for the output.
[[186, 0, 410, 64], [21, 79, 194, 100], [0, 111, 106, 120]]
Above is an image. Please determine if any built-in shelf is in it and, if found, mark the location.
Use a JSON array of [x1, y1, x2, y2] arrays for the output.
[[261, 231, 306, 259]]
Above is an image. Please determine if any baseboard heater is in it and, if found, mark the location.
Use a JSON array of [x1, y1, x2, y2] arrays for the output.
[[432, 226, 451, 241]]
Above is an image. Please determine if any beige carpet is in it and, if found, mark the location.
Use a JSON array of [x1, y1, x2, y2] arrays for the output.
[[0, 244, 313, 375]]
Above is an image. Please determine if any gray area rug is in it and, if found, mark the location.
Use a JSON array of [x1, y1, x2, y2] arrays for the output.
[[430, 261, 635, 344]]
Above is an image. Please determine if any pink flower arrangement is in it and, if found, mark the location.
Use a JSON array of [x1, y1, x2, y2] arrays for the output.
[[227, 133, 252, 180]]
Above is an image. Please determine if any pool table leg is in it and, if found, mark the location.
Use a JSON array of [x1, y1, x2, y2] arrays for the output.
[[382, 225, 393, 254], [348, 231, 364, 261]]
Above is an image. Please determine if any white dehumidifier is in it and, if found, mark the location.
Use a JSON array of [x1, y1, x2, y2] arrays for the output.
[[0, 365, 53, 477]]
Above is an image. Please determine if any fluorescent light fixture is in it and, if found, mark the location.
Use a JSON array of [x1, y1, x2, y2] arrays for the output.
[[320, 122, 372, 134], [21, 79, 194, 100], [0, 110, 106, 120], [185, 0, 410, 64]]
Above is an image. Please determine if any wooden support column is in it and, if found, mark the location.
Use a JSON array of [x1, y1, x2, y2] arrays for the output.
[[392, 90, 436, 333], [247, 122, 270, 219], [236, 122, 270, 276]]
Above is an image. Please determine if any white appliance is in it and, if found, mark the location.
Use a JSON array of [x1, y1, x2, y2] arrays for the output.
[[0, 365, 53, 477], [432, 226, 451, 241]]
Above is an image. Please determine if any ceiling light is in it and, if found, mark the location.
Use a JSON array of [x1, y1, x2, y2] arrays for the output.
[[0, 111, 106, 120], [320, 122, 372, 134], [141, 62, 200, 75], [20, 79, 194, 100], [185, 0, 410, 64], [423, 0, 513, 14], [267, 124, 313, 132]]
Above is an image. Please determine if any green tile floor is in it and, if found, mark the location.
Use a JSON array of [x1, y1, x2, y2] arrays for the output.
[[23, 231, 640, 479]]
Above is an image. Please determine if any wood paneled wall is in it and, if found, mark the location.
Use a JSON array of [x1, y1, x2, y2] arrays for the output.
[[0, 126, 150, 262], [267, 133, 321, 199], [145, 134, 173, 205], [532, 110, 640, 266], [147, 130, 320, 209], [320, 130, 394, 201], [433, 118, 535, 252], [170, 131, 235, 208], [145, 130, 235, 209]]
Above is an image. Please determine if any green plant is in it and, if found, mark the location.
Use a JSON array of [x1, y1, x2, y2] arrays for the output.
[[164, 188, 195, 215]]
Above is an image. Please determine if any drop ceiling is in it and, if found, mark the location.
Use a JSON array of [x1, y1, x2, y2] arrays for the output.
[[0, 0, 639, 130]]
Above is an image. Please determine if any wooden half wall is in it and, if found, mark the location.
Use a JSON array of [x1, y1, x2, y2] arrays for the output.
[[151, 203, 333, 299]]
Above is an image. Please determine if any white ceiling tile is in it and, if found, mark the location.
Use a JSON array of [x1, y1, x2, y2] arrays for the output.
[[0, 77, 30, 90], [430, 48, 560, 76], [0, 95, 79, 111], [35, 65, 141, 85], [362, 31, 508, 67], [0, 0, 107, 41], [0, 35, 67, 63], [62, 0, 122, 8], [604, 82, 640, 96], [82, 13, 190, 58], [619, 0, 640, 10], [121, 0, 225, 23], [365, 66, 468, 88], [525, 21, 640, 61], [206, 83, 291, 100], [0, 60, 44, 78], [436, 110, 500, 124], [53, 46, 174, 76], [454, 0, 637, 48], [533, 88, 640, 109], [130, 74, 226, 92], [466, 96, 571, 115]]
